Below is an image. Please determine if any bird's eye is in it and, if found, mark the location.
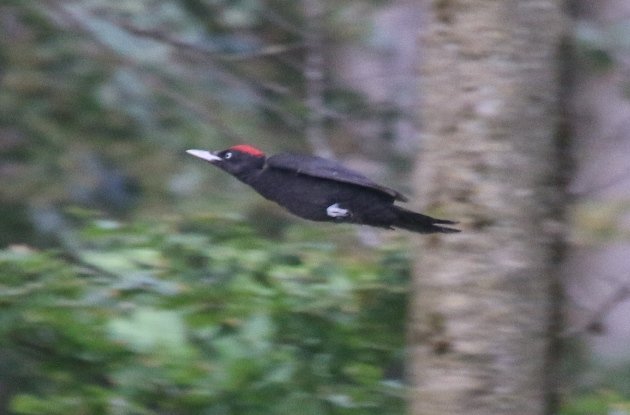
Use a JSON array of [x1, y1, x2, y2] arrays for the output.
[[224, 152, 232, 159]]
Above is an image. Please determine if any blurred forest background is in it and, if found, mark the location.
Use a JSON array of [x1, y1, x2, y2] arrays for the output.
[[1, 0, 630, 414]]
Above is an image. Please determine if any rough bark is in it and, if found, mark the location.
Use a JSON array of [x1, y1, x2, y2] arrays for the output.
[[410, 2, 566, 415]]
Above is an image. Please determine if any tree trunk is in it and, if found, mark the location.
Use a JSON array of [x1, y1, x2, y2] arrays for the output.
[[410, 2, 566, 415]]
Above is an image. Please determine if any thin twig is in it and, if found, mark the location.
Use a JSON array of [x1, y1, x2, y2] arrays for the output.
[[259, 5, 308, 37], [222, 42, 304, 61], [563, 282, 630, 337], [118, 23, 292, 96]]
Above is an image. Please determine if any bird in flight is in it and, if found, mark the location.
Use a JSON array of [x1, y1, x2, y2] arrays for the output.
[[186, 145, 459, 234]]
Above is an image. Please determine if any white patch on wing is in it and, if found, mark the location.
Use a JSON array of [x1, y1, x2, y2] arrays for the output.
[[326, 203, 350, 218]]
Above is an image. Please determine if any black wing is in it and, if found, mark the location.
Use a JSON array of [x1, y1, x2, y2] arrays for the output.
[[266, 153, 408, 202]]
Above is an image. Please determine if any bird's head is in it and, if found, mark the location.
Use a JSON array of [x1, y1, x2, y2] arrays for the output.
[[186, 145, 266, 177]]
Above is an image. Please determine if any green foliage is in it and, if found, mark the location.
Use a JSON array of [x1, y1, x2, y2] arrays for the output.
[[0, 216, 408, 414], [561, 390, 630, 415]]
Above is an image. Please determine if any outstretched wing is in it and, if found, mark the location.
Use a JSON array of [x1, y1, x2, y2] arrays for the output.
[[266, 153, 408, 202]]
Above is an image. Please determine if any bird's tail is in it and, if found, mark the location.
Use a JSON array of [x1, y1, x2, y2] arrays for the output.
[[392, 206, 460, 234]]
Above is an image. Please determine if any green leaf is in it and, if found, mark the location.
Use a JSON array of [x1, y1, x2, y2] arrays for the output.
[[107, 307, 192, 358]]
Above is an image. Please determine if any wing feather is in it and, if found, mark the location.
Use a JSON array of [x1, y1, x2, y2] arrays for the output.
[[267, 153, 408, 202]]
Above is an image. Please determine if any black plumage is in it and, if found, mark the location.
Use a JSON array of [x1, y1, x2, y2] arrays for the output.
[[186, 145, 459, 234], [267, 152, 408, 202]]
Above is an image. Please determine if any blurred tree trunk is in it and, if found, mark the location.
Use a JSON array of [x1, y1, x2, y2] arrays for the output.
[[410, 2, 566, 415]]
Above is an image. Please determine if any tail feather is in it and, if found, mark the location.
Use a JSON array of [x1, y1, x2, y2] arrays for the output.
[[392, 206, 460, 234]]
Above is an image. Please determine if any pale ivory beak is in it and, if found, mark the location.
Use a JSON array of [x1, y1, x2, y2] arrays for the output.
[[186, 149, 222, 162]]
